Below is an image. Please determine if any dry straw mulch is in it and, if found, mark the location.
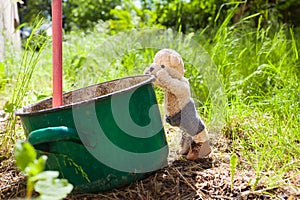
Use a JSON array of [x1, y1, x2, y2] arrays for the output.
[[1, 124, 299, 200]]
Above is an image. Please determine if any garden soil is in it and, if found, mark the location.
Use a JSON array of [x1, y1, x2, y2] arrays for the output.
[[0, 118, 299, 200]]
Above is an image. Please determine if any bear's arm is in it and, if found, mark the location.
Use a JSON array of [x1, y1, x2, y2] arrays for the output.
[[156, 69, 190, 97]]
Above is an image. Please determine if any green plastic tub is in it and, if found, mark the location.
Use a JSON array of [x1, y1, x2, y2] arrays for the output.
[[15, 75, 168, 193]]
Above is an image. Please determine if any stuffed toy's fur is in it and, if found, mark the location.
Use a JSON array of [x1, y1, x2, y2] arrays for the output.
[[144, 49, 211, 160]]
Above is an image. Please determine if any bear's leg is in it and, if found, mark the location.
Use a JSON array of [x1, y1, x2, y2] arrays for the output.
[[177, 132, 192, 155], [166, 100, 212, 160]]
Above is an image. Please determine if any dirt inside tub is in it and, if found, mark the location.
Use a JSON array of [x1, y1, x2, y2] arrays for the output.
[[18, 75, 152, 114]]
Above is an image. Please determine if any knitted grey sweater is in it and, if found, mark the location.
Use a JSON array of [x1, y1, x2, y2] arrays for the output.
[[165, 100, 205, 136]]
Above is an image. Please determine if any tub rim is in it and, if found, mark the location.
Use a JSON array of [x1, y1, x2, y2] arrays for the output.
[[15, 74, 155, 117]]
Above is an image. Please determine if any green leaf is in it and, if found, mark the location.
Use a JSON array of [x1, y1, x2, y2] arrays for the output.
[[29, 171, 59, 183], [35, 177, 73, 200], [4, 101, 15, 114], [0, 62, 5, 90], [0, 62, 4, 77], [25, 155, 47, 176], [14, 141, 37, 172]]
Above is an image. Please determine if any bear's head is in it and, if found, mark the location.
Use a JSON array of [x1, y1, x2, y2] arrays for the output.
[[154, 49, 184, 76]]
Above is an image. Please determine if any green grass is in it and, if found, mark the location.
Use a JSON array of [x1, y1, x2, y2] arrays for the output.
[[205, 13, 300, 192], [0, 18, 49, 156], [0, 14, 299, 195]]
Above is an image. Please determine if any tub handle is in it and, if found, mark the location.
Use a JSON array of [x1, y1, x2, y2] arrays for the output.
[[28, 126, 81, 146]]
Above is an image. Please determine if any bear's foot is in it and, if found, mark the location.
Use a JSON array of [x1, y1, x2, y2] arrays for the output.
[[186, 140, 211, 160]]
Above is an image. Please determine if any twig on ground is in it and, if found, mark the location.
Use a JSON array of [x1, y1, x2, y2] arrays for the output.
[[174, 167, 207, 199]]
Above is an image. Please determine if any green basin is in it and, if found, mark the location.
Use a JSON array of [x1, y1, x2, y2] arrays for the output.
[[15, 75, 168, 193]]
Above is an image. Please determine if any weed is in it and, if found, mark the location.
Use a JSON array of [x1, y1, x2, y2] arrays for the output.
[[1, 18, 49, 156]]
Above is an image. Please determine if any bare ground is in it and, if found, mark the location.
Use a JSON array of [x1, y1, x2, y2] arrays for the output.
[[0, 118, 299, 200]]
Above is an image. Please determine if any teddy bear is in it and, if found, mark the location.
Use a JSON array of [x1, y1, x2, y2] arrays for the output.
[[144, 49, 211, 160]]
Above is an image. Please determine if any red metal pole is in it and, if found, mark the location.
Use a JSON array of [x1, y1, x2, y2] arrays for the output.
[[52, 0, 63, 107]]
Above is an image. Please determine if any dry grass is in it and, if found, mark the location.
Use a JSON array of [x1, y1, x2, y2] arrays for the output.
[[1, 120, 299, 200]]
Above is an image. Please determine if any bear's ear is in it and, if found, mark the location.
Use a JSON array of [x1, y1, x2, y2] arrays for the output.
[[154, 51, 169, 64], [170, 53, 184, 73], [170, 54, 181, 66]]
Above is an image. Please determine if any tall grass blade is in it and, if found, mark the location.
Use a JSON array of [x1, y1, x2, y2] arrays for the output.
[[1, 18, 49, 156], [230, 153, 238, 191]]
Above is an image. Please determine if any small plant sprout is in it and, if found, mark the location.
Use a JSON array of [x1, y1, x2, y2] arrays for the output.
[[230, 153, 238, 191], [14, 141, 73, 200]]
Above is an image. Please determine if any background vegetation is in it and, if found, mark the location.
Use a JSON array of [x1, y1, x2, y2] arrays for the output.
[[19, 0, 300, 32], [1, 0, 299, 197]]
